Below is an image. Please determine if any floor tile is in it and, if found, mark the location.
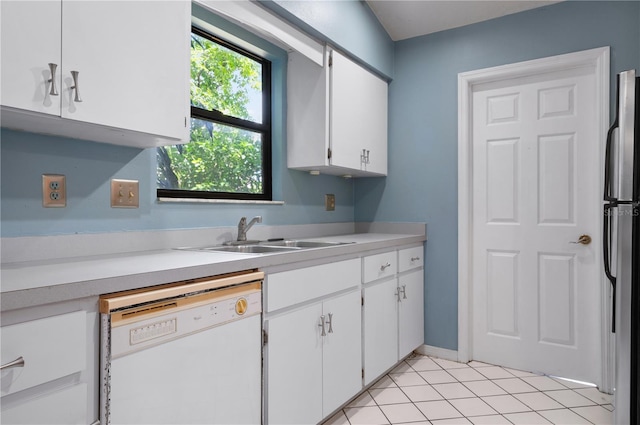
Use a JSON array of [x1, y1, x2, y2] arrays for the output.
[[492, 378, 538, 394], [419, 370, 458, 384], [481, 394, 532, 414], [379, 403, 427, 424], [401, 385, 445, 402], [513, 392, 564, 411], [503, 411, 552, 424], [570, 405, 614, 425], [432, 358, 470, 370], [551, 376, 597, 389], [448, 397, 497, 417], [391, 361, 415, 374], [476, 366, 515, 380], [467, 361, 493, 368], [344, 406, 390, 425], [322, 410, 350, 425], [463, 380, 508, 397], [520, 376, 567, 391], [430, 418, 472, 424], [543, 389, 596, 408], [537, 408, 592, 424], [373, 375, 400, 389], [347, 391, 376, 407], [415, 400, 463, 421], [391, 371, 429, 387], [446, 368, 486, 382], [432, 383, 477, 399], [467, 414, 512, 424], [407, 356, 443, 371], [574, 387, 613, 405], [370, 387, 412, 405]]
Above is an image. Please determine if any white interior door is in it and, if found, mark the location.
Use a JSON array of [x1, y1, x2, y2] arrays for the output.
[[470, 65, 602, 384]]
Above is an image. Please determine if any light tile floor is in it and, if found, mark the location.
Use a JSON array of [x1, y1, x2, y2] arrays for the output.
[[323, 354, 614, 425]]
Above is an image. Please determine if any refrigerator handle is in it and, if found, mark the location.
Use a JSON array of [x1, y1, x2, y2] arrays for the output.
[[604, 74, 620, 202], [603, 203, 616, 333]]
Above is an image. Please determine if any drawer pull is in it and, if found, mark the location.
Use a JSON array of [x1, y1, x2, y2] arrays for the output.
[[0, 356, 25, 371], [47, 63, 59, 96], [411, 256, 421, 262], [380, 262, 391, 271], [70, 70, 83, 102]]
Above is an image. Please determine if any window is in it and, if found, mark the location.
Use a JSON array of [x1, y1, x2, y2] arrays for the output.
[[157, 26, 272, 200]]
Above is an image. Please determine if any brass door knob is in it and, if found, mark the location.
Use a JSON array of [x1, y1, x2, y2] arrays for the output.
[[570, 234, 592, 245]]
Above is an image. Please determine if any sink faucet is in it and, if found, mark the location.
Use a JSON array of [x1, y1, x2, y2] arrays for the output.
[[237, 216, 262, 242]]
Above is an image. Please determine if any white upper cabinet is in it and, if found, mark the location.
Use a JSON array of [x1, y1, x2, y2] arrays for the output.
[[1, 1, 190, 148], [287, 47, 388, 177]]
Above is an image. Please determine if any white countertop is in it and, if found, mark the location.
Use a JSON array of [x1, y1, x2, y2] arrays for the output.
[[1, 231, 426, 312]]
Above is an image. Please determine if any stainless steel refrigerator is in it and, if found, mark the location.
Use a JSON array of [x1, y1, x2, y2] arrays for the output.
[[604, 69, 639, 425]]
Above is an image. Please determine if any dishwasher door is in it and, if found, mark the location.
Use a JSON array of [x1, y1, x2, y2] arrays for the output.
[[100, 271, 263, 425]]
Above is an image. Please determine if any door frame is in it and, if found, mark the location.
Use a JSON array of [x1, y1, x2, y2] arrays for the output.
[[457, 47, 612, 390]]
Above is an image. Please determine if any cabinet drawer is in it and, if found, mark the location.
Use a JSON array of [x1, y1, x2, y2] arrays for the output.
[[1, 383, 88, 425], [363, 251, 397, 283], [266, 259, 360, 312], [399, 246, 424, 273], [1, 311, 86, 396]]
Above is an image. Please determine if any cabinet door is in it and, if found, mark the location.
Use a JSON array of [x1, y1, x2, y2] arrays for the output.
[[1, 384, 87, 425], [363, 278, 398, 385], [1, 1, 61, 115], [61, 0, 189, 141], [266, 303, 323, 425], [399, 270, 425, 358], [330, 50, 388, 175], [322, 290, 362, 415]]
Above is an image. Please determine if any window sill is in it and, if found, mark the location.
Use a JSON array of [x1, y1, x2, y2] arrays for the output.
[[157, 197, 285, 205]]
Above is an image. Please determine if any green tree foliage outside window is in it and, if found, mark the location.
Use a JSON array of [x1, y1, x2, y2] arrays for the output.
[[157, 29, 271, 198]]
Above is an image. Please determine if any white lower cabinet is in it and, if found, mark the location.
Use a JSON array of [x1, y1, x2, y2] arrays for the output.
[[264, 259, 362, 425], [266, 290, 361, 425], [0, 309, 93, 425], [363, 246, 425, 385]]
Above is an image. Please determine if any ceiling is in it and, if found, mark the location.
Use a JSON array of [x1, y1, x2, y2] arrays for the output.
[[365, 0, 562, 41]]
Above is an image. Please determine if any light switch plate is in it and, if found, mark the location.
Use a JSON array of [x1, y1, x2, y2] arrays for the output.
[[42, 174, 66, 207], [325, 194, 335, 211], [111, 179, 139, 208]]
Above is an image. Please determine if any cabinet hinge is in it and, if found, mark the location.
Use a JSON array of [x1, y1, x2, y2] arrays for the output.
[[328, 148, 332, 159], [361, 296, 364, 306], [184, 116, 187, 127], [362, 368, 365, 379], [329, 53, 333, 67], [262, 329, 268, 346]]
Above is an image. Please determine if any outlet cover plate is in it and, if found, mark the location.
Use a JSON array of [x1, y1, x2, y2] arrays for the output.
[[42, 174, 66, 207], [325, 194, 335, 211], [111, 179, 139, 208]]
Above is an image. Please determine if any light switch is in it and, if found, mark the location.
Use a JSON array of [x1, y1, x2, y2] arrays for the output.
[[111, 179, 139, 208]]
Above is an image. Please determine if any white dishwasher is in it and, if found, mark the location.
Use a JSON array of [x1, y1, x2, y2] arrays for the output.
[[99, 270, 263, 425]]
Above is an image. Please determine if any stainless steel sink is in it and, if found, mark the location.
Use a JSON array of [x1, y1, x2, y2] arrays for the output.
[[260, 240, 353, 248], [199, 245, 301, 254]]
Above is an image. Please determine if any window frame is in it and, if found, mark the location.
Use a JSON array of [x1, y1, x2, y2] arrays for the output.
[[157, 26, 273, 201]]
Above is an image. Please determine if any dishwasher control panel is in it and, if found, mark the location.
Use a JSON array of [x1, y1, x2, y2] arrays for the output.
[[109, 288, 261, 359]]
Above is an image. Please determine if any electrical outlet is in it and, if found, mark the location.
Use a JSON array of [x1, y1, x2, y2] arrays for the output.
[[42, 174, 66, 207], [325, 194, 336, 211], [111, 179, 139, 208]]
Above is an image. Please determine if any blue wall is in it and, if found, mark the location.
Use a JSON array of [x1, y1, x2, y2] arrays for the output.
[[263, 0, 394, 79], [354, 1, 640, 350]]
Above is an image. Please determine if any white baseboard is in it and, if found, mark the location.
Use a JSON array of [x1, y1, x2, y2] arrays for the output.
[[416, 344, 459, 362]]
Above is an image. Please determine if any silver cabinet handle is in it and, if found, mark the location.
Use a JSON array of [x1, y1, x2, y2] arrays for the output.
[[318, 314, 326, 336], [411, 256, 421, 262], [326, 313, 334, 334], [400, 285, 407, 300], [380, 262, 391, 271], [0, 356, 25, 371], [47, 63, 59, 96], [70, 70, 82, 102]]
